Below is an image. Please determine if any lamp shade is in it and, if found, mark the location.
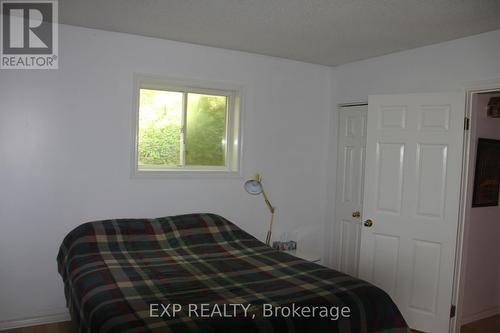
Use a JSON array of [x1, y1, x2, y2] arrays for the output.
[[244, 179, 263, 195]]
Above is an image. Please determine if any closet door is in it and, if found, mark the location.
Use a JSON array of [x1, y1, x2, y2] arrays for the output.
[[333, 105, 367, 276]]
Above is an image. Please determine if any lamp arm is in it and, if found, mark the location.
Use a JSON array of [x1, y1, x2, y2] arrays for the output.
[[261, 188, 275, 245], [265, 212, 275, 245], [260, 188, 275, 213]]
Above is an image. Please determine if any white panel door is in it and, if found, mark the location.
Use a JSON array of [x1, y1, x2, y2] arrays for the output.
[[359, 93, 465, 333], [333, 105, 367, 276]]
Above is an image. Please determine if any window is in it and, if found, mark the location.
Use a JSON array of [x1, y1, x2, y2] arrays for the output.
[[133, 76, 241, 175]]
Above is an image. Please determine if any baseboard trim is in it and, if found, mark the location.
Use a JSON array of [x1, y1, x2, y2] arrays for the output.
[[461, 306, 500, 325], [0, 311, 71, 331]]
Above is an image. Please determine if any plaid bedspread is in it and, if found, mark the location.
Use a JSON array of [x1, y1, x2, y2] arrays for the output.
[[57, 213, 408, 333]]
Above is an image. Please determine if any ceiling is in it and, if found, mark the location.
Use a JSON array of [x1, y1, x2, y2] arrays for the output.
[[59, 0, 500, 66]]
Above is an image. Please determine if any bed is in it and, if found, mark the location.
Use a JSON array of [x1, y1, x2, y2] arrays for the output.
[[57, 213, 408, 333]]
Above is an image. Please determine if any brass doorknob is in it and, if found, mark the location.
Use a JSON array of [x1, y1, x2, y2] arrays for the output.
[[364, 219, 374, 227], [352, 211, 361, 218]]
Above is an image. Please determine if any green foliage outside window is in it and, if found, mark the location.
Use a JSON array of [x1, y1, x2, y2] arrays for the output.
[[138, 89, 182, 166], [186, 94, 227, 166], [137, 89, 227, 168]]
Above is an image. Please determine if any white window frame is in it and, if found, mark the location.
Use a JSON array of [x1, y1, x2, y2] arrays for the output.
[[132, 74, 243, 177]]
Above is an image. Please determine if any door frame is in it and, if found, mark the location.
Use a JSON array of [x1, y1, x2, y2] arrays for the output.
[[450, 79, 500, 333]]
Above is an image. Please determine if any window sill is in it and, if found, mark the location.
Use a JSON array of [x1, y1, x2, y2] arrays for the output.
[[131, 169, 242, 179]]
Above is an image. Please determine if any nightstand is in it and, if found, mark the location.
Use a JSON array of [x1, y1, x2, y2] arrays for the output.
[[284, 249, 321, 263]]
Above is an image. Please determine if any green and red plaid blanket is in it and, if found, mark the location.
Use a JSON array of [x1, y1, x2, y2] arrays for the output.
[[57, 213, 408, 333]]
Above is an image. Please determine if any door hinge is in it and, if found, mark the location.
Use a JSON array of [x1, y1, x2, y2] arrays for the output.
[[450, 305, 456, 318], [464, 117, 470, 131]]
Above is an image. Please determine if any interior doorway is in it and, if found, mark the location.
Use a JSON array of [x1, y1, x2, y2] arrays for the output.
[[456, 89, 500, 333]]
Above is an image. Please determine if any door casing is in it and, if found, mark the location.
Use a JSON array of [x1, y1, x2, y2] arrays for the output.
[[451, 79, 500, 333]]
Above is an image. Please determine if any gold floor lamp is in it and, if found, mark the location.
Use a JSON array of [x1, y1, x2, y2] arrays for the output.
[[244, 174, 275, 245]]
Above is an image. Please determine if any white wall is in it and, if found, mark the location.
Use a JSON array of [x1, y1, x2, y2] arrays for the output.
[[0, 25, 332, 324], [461, 92, 500, 323], [333, 29, 500, 104]]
